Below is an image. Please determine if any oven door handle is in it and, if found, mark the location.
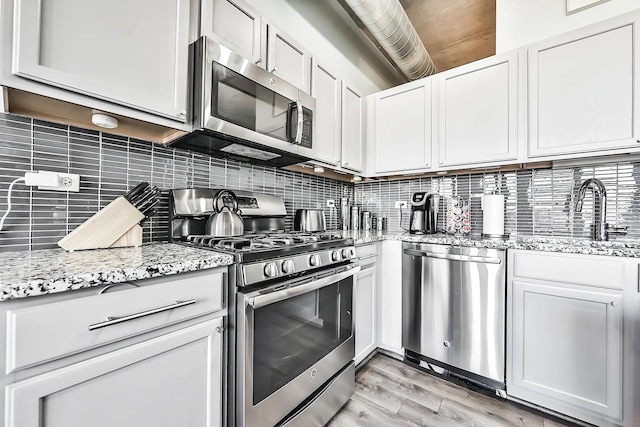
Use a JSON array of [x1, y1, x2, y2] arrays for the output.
[[247, 265, 361, 309]]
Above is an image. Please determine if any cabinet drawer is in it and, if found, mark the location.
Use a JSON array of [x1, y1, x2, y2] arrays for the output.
[[5, 269, 225, 373], [512, 251, 625, 290], [356, 244, 378, 269], [356, 243, 378, 259]]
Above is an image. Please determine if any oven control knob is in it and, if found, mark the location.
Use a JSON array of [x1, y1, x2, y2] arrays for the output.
[[341, 248, 353, 259], [309, 254, 321, 267], [281, 259, 295, 274], [331, 251, 340, 262], [264, 262, 279, 278]]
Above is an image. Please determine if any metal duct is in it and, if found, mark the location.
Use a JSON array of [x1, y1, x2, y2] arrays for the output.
[[343, 0, 437, 80]]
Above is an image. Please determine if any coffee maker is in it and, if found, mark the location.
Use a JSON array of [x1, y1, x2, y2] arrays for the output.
[[409, 192, 439, 234]]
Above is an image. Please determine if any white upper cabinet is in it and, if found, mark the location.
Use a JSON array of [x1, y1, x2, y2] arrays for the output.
[[202, 0, 265, 66], [267, 25, 312, 93], [528, 13, 640, 158], [373, 79, 433, 174], [437, 51, 520, 168], [341, 82, 364, 173], [311, 59, 341, 165], [12, 0, 190, 121]]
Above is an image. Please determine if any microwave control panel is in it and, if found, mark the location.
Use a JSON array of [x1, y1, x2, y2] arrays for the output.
[[299, 108, 313, 149]]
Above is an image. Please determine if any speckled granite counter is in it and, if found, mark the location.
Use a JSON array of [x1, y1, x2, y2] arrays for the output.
[[343, 230, 640, 258], [0, 243, 234, 301]]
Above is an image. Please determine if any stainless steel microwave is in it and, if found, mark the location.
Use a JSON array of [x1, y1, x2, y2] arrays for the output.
[[170, 36, 315, 167]]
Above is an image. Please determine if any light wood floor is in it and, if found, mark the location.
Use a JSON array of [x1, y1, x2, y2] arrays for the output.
[[328, 354, 577, 427]]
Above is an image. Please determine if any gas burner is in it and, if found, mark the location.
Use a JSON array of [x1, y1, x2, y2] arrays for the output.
[[218, 238, 253, 251], [266, 233, 318, 244]]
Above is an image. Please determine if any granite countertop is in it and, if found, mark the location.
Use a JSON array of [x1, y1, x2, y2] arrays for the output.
[[343, 230, 640, 258], [0, 243, 234, 301]]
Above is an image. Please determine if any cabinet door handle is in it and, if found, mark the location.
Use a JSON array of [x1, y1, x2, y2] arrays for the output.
[[611, 301, 618, 307], [255, 58, 262, 65], [88, 299, 196, 331], [271, 66, 277, 73]]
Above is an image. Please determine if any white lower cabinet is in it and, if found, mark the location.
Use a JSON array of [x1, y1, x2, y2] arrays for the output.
[[377, 240, 403, 356], [5, 318, 223, 427], [509, 281, 622, 421], [354, 264, 376, 365], [507, 250, 638, 427], [1, 268, 227, 427]]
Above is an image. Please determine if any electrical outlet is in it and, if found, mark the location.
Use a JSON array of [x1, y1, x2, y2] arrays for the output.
[[38, 172, 80, 192], [326, 199, 335, 208], [395, 201, 408, 209]]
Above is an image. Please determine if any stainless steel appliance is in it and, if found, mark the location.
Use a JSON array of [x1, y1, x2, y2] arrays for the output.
[[294, 209, 326, 232], [170, 189, 358, 427], [206, 189, 244, 236], [170, 37, 315, 167], [402, 243, 507, 390], [409, 192, 439, 234]]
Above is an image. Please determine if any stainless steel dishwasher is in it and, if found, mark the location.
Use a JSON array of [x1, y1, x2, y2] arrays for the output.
[[402, 242, 506, 391]]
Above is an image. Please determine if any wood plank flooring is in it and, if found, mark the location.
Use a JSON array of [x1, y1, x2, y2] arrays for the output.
[[328, 354, 577, 427]]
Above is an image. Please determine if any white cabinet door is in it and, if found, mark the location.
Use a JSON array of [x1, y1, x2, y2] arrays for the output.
[[528, 14, 640, 158], [5, 319, 224, 427], [355, 265, 376, 365], [311, 59, 341, 165], [267, 25, 311, 93], [202, 0, 266, 67], [509, 281, 622, 422], [437, 51, 519, 167], [341, 81, 364, 173], [377, 240, 403, 356], [374, 79, 433, 174], [12, 0, 190, 121]]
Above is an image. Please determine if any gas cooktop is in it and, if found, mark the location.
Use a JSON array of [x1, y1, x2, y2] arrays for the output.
[[179, 231, 353, 262]]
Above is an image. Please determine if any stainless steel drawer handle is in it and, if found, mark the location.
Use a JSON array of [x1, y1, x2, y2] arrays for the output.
[[403, 249, 502, 264], [443, 340, 451, 348], [358, 254, 377, 261], [88, 299, 197, 331]]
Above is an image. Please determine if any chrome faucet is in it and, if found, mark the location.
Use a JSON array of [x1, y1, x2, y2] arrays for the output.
[[575, 178, 627, 241]]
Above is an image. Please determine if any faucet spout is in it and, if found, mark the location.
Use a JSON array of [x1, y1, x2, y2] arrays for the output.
[[575, 178, 607, 240]]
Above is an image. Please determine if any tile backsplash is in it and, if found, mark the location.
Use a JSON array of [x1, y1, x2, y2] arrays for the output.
[[355, 161, 640, 240], [0, 113, 351, 252], [2, 110, 640, 252]]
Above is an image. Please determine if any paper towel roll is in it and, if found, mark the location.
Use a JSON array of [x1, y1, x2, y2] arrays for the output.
[[482, 194, 505, 235]]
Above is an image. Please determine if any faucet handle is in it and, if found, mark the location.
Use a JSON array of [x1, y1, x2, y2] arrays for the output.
[[606, 224, 628, 236]]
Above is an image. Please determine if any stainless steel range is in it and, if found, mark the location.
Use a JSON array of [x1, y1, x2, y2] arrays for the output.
[[169, 189, 358, 427]]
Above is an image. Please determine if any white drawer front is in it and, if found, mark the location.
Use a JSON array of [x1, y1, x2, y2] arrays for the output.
[[5, 270, 225, 373], [512, 251, 625, 290], [356, 243, 378, 259]]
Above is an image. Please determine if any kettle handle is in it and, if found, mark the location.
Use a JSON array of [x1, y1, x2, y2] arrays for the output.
[[213, 190, 239, 214]]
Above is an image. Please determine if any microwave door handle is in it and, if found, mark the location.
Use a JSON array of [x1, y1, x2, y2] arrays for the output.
[[286, 101, 295, 142], [295, 100, 303, 144], [247, 265, 361, 309]]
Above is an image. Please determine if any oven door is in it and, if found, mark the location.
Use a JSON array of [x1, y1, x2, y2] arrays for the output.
[[237, 265, 359, 427]]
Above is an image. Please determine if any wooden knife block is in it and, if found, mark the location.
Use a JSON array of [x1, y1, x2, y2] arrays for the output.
[[58, 197, 145, 251]]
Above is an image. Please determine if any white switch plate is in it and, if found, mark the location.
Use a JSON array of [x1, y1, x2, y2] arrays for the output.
[[395, 201, 408, 209], [326, 199, 335, 208], [39, 173, 80, 192]]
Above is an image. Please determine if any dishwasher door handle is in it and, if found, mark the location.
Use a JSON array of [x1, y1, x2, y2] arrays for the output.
[[403, 249, 502, 264]]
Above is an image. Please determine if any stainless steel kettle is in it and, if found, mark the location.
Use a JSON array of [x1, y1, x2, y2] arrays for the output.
[[205, 190, 244, 237]]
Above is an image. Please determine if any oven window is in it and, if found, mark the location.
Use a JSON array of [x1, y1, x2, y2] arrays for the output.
[[211, 62, 292, 142], [252, 280, 352, 405]]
